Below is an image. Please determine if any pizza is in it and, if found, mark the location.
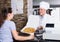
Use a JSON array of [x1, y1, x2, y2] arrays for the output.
[[23, 27, 35, 33]]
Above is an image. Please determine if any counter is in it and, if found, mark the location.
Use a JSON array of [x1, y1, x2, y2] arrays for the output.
[[13, 32, 60, 42]]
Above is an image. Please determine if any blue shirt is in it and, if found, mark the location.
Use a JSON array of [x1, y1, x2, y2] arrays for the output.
[[0, 20, 16, 42]]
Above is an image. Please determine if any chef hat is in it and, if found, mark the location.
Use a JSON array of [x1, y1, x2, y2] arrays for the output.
[[39, 1, 50, 10]]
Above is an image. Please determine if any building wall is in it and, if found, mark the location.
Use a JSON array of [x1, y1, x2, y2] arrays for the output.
[[33, 0, 60, 5], [0, 0, 28, 31], [27, 0, 33, 16]]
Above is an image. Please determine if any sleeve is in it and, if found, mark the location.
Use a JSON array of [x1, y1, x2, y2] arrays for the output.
[[9, 21, 16, 31]]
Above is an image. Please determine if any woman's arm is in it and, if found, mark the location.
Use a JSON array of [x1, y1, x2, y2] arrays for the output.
[[11, 30, 34, 41]]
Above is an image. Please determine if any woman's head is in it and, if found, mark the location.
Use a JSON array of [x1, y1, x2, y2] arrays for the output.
[[1, 7, 13, 20], [0, 7, 13, 27]]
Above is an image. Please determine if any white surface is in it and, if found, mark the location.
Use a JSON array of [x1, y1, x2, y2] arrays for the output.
[[43, 8, 60, 40], [25, 15, 40, 29], [43, 33, 60, 40], [11, 0, 23, 14], [27, 0, 33, 16]]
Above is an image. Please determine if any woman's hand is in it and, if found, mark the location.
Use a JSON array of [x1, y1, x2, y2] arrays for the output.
[[12, 30, 34, 41], [28, 33, 34, 40]]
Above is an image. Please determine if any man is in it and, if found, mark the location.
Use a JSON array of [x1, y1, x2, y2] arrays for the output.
[[38, 1, 51, 28], [34, 1, 51, 41]]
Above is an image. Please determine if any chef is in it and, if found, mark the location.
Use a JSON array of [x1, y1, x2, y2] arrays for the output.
[[38, 1, 51, 29]]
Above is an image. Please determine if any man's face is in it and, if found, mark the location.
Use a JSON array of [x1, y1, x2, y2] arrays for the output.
[[39, 8, 46, 16]]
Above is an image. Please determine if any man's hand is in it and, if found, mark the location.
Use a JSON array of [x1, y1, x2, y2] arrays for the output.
[[37, 26, 43, 30]]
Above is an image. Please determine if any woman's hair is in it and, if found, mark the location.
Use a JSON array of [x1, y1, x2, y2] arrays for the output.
[[0, 7, 12, 27]]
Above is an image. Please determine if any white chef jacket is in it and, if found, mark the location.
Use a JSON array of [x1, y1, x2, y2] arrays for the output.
[[24, 14, 51, 30], [39, 14, 51, 28]]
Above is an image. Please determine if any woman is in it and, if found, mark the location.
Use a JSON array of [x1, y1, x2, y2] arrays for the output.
[[0, 7, 34, 42]]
